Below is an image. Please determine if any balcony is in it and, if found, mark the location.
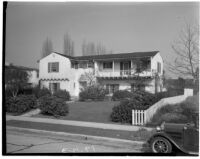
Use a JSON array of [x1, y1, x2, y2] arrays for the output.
[[96, 69, 152, 79]]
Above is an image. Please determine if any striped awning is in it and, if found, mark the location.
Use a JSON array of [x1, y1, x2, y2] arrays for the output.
[[40, 78, 69, 81]]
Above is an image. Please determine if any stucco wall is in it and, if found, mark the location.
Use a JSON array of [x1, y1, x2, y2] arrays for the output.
[[39, 52, 93, 96], [151, 53, 163, 75]]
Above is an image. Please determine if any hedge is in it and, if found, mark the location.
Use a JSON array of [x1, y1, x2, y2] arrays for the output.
[[79, 85, 106, 101], [112, 90, 134, 101], [53, 90, 70, 101]]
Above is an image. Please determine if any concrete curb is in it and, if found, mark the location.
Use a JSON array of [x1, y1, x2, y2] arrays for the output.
[[6, 115, 153, 131], [7, 126, 145, 148]]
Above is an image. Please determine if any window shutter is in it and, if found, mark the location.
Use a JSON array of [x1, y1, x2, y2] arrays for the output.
[[48, 63, 50, 73], [57, 62, 59, 72], [49, 83, 52, 92], [57, 83, 60, 90]]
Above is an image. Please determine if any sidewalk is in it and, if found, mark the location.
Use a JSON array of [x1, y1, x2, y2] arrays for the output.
[[6, 115, 153, 131]]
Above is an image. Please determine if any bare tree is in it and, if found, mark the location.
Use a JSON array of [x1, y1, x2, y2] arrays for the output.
[[167, 23, 199, 82], [81, 40, 111, 56], [79, 70, 96, 87], [96, 43, 106, 55], [64, 33, 74, 56], [42, 37, 53, 58]]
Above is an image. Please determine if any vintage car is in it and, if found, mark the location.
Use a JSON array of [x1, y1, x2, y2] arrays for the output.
[[148, 116, 199, 154]]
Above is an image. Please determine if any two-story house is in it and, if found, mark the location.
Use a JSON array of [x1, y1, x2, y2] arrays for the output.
[[39, 51, 163, 97]]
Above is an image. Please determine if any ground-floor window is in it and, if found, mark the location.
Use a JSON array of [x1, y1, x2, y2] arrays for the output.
[[106, 84, 119, 94], [131, 84, 145, 92], [49, 82, 60, 93]]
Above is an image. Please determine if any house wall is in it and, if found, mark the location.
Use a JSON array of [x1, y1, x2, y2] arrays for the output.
[[39, 53, 93, 96], [151, 53, 163, 75], [98, 79, 155, 93]]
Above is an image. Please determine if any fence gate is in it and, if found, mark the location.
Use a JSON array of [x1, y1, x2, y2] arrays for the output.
[[132, 109, 146, 125]]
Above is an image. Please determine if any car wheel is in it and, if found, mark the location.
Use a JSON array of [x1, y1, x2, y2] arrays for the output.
[[151, 137, 172, 153]]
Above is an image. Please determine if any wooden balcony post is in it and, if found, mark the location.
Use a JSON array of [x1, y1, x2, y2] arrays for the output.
[[113, 60, 114, 77]]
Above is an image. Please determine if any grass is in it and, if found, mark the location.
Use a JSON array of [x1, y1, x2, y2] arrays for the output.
[[7, 120, 155, 141], [35, 101, 120, 124]]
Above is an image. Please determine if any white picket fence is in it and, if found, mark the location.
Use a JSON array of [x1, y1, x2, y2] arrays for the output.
[[132, 109, 146, 125], [132, 89, 193, 126]]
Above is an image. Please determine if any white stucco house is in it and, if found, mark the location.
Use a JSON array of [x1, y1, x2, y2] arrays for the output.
[[38, 51, 164, 97]]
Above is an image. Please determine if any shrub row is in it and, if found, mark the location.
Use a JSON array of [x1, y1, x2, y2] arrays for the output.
[[79, 85, 106, 101], [6, 86, 70, 116], [112, 90, 133, 101]]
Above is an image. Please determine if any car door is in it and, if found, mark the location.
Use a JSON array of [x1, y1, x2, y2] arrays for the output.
[[183, 125, 199, 152]]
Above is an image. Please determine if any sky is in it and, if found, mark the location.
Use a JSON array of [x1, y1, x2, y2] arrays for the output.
[[5, 2, 199, 78]]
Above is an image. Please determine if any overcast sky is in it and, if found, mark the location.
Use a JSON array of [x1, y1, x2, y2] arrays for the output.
[[5, 2, 199, 78]]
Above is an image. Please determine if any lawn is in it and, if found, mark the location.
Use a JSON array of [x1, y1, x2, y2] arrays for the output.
[[35, 101, 120, 123]]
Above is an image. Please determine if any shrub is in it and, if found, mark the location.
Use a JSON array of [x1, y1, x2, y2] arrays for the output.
[[158, 113, 188, 124], [38, 95, 69, 117], [6, 95, 37, 114], [148, 94, 199, 126], [110, 91, 159, 124], [54, 90, 70, 101], [112, 90, 133, 101], [33, 86, 51, 98], [79, 85, 106, 101]]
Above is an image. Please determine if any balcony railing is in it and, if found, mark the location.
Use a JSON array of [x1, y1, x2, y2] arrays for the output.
[[96, 70, 152, 78]]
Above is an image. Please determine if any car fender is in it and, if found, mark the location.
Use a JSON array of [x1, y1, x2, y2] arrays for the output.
[[148, 132, 183, 152], [148, 131, 198, 155]]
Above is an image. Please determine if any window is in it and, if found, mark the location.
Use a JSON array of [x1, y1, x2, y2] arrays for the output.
[[88, 61, 94, 68], [157, 62, 161, 73], [131, 84, 145, 92], [79, 62, 87, 69], [48, 62, 59, 72], [106, 84, 119, 94], [49, 83, 60, 93], [103, 62, 113, 69]]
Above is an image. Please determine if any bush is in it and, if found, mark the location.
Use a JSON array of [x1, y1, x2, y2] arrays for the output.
[[110, 91, 157, 124], [38, 95, 69, 117], [158, 113, 188, 125], [6, 95, 37, 114], [148, 94, 199, 126], [112, 90, 133, 101], [33, 86, 51, 98], [79, 85, 106, 101], [54, 90, 70, 101]]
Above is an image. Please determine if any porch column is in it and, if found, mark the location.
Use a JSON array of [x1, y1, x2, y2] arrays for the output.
[[94, 61, 98, 76], [131, 60, 133, 74], [113, 60, 114, 77]]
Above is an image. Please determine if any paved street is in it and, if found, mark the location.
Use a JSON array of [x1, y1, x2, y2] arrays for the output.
[[6, 127, 147, 153]]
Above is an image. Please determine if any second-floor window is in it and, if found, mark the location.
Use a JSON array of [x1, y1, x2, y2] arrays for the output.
[[48, 62, 59, 72], [103, 62, 112, 69]]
